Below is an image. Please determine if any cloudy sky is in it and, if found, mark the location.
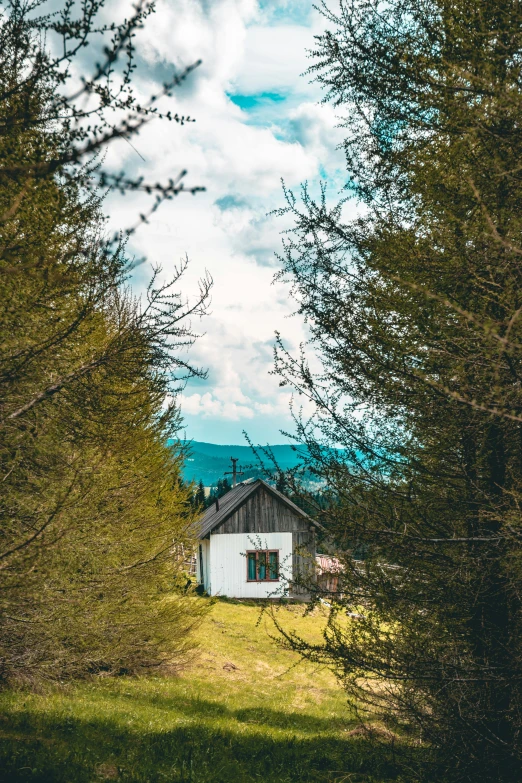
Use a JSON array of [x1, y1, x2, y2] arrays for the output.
[[105, 0, 347, 445]]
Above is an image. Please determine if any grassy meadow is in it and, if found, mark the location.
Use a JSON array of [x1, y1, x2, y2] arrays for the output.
[[0, 599, 410, 782]]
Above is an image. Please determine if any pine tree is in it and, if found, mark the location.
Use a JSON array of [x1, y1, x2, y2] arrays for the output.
[[0, 0, 210, 682], [276, 472, 287, 495], [274, 1, 522, 779], [195, 480, 206, 508]]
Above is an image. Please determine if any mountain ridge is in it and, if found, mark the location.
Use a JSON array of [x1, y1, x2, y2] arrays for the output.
[[170, 440, 307, 486]]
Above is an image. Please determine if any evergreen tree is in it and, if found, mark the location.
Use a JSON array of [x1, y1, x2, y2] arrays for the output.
[[195, 480, 206, 508], [206, 477, 232, 508], [274, 1, 522, 780], [275, 471, 287, 495], [0, 0, 210, 682]]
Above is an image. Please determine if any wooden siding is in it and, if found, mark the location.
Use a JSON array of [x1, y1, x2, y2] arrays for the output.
[[197, 479, 314, 540], [291, 529, 316, 598], [213, 486, 307, 535]]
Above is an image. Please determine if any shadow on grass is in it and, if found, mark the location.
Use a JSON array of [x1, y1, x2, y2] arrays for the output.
[[89, 688, 354, 734], [0, 695, 419, 783]]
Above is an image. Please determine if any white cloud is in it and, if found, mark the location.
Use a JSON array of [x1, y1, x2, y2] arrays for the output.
[[101, 0, 341, 444], [180, 392, 255, 421], [230, 23, 313, 94], [288, 101, 347, 163]]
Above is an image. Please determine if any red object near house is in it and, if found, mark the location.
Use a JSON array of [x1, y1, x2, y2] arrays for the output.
[[316, 554, 343, 594]]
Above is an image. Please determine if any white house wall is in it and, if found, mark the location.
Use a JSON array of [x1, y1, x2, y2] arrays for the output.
[[208, 532, 293, 598]]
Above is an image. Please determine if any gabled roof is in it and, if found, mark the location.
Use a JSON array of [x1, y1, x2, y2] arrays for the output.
[[195, 478, 316, 539]]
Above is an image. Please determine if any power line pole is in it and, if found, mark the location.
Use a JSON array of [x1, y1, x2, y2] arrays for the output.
[[225, 457, 243, 488]]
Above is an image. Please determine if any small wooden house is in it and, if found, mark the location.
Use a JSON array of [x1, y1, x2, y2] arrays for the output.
[[195, 479, 319, 599]]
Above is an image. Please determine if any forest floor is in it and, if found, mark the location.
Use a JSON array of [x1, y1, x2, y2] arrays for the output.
[[0, 598, 413, 782]]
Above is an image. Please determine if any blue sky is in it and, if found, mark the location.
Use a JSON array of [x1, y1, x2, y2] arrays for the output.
[[105, 0, 347, 445]]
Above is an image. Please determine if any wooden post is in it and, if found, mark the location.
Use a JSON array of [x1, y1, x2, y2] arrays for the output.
[[225, 457, 243, 487]]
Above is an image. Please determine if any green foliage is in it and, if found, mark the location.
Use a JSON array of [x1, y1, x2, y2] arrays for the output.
[[194, 479, 206, 509], [205, 478, 231, 508], [0, 1, 210, 683], [273, 1, 522, 780]]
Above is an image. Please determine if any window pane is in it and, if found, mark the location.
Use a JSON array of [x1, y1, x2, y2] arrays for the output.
[[258, 551, 267, 580], [248, 553, 256, 580], [269, 551, 278, 580]]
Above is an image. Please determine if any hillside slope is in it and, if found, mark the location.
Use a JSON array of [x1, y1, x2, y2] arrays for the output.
[[0, 599, 406, 782], [178, 441, 308, 485]]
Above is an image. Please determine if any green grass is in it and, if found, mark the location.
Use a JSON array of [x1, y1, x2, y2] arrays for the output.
[[0, 599, 408, 782]]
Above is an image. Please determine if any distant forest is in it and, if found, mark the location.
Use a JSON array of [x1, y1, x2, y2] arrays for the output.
[[174, 441, 309, 486]]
